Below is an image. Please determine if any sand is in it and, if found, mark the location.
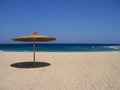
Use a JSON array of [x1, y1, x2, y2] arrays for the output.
[[0, 52, 120, 90]]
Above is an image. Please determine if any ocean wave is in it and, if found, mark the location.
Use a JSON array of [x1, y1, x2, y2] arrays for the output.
[[0, 50, 4, 52], [23, 50, 29, 52], [103, 46, 120, 49]]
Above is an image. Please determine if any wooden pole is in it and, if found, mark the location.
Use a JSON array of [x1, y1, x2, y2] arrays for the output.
[[33, 39, 36, 66]]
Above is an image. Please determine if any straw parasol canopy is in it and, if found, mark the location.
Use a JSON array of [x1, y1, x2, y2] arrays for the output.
[[13, 32, 56, 42], [12, 32, 56, 66]]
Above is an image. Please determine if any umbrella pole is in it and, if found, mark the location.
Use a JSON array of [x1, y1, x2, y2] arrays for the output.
[[33, 40, 36, 66]]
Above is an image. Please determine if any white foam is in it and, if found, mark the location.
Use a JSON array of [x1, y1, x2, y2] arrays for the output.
[[103, 46, 120, 49]]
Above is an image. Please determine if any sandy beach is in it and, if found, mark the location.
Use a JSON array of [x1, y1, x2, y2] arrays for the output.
[[0, 52, 120, 90]]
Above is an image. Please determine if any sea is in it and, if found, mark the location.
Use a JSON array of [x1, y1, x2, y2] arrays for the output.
[[0, 44, 120, 52]]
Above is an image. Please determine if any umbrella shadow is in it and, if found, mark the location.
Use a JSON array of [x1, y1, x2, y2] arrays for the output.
[[10, 62, 51, 68]]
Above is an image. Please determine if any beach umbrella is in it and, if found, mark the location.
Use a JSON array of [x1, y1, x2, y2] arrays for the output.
[[12, 32, 56, 66]]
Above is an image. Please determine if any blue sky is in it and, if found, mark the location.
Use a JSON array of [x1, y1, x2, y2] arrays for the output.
[[0, 0, 120, 44]]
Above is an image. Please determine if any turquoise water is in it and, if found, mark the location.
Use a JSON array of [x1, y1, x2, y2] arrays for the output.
[[0, 44, 120, 52]]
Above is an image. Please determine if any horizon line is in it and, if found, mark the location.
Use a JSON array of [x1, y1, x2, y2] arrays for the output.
[[0, 43, 120, 45]]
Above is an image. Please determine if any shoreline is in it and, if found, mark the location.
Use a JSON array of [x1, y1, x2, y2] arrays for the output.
[[0, 51, 120, 53]]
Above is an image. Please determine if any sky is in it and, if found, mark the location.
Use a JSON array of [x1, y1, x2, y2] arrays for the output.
[[0, 0, 120, 44]]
